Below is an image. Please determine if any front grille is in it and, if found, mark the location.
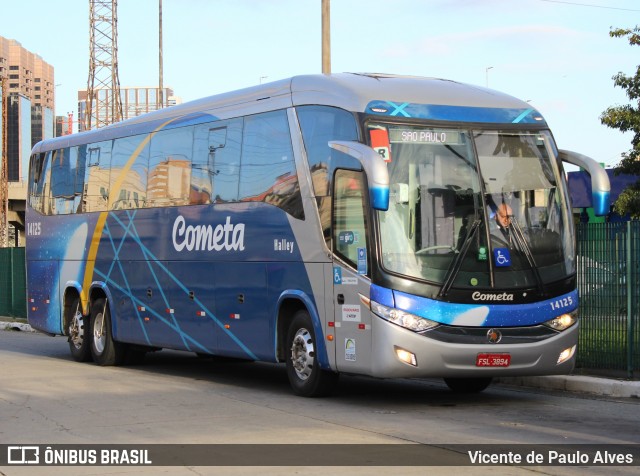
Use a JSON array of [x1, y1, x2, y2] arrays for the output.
[[422, 324, 558, 344]]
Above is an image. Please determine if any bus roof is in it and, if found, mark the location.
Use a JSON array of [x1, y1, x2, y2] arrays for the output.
[[32, 73, 540, 153]]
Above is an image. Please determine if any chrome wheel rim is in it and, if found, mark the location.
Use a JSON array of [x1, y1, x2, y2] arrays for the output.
[[69, 310, 85, 349], [290, 327, 314, 381], [93, 312, 106, 354]]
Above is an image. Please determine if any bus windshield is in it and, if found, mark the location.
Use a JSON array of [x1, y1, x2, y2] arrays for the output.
[[371, 123, 574, 290]]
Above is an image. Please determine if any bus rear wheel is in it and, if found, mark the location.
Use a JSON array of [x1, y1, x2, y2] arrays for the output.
[[67, 296, 92, 362], [286, 310, 338, 397], [444, 377, 492, 393], [90, 298, 125, 366]]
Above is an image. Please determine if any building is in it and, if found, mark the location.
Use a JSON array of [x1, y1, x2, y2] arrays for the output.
[[78, 86, 178, 131], [0, 35, 55, 246]]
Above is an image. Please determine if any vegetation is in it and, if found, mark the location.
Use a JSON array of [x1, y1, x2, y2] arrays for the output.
[[600, 27, 640, 218]]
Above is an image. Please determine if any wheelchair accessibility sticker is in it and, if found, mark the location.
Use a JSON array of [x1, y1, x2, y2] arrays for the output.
[[333, 267, 357, 285], [493, 248, 511, 267]]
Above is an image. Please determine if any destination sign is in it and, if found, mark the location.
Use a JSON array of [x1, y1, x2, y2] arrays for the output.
[[389, 129, 462, 145]]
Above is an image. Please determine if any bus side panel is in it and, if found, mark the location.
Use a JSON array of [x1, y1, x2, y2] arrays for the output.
[[214, 262, 270, 360], [108, 259, 167, 348], [108, 260, 219, 354], [26, 260, 61, 334], [164, 261, 219, 354], [26, 213, 91, 335]]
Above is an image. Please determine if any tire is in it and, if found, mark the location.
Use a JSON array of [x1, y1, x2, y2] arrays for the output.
[[67, 296, 92, 362], [90, 298, 125, 366], [444, 377, 493, 393], [285, 310, 338, 397]]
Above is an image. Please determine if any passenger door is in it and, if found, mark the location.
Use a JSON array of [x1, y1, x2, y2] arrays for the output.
[[331, 170, 373, 374]]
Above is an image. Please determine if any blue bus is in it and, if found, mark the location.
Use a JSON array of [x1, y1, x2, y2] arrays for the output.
[[26, 74, 610, 396]]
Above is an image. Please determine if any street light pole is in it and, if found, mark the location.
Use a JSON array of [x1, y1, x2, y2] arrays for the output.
[[322, 0, 331, 74], [485, 66, 494, 87]]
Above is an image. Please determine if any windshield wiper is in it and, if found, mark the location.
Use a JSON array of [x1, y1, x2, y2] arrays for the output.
[[510, 217, 545, 294], [438, 219, 481, 298]]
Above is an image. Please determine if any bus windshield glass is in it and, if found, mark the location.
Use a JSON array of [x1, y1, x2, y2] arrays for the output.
[[370, 123, 574, 290]]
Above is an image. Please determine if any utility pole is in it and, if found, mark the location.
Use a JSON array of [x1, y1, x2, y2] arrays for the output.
[[0, 76, 8, 248], [86, 0, 123, 129], [158, 0, 164, 110], [321, 0, 331, 74]]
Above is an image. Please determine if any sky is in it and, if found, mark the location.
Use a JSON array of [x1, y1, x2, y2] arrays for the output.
[[2, 0, 639, 168]]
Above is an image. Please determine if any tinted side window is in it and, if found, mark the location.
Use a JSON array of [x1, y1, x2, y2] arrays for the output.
[[83, 140, 112, 212], [148, 127, 193, 207], [110, 135, 149, 210], [333, 169, 369, 272], [50, 149, 75, 215], [192, 118, 242, 204], [28, 152, 51, 214], [297, 106, 358, 197], [240, 110, 303, 219], [74, 146, 87, 213]]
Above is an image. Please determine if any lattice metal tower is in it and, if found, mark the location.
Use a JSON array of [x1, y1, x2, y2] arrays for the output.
[[86, 0, 123, 129]]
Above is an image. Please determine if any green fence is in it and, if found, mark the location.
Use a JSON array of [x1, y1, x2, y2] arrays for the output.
[[0, 247, 27, 318], [576, 221, 640, 378]]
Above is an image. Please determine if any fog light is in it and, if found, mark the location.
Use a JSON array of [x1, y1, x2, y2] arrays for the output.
[[557, 345, 576, 364], [394, 346, 417, 366]]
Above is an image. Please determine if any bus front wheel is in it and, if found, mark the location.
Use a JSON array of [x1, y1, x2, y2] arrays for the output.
[[67, 296, 92, 362], [443, 377, 492, 393], [90, 298, 125, 366], [286, 310, 338, 397]]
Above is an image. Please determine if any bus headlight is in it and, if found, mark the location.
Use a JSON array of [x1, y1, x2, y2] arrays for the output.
[[543, 311, 577, 331], [371, 300, 439, 333]]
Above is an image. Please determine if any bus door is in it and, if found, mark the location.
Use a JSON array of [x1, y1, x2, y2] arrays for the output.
[[331, 170, 373, 374]]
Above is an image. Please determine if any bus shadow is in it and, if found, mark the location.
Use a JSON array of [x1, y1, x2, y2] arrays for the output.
[[107, 348, 525, 407]]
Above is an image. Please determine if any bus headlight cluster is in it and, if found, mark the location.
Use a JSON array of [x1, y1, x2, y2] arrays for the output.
[[371, 301, 439, 333], [543, 311, 577, 331]]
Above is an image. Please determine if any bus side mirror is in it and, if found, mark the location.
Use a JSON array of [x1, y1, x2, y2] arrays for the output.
[[559, 149, 611, 216], [328, 141, 390, 211]]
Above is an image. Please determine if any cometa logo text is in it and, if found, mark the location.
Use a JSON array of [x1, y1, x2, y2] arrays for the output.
[[172, 215, 245, 252], [471, 291, 514, 302]]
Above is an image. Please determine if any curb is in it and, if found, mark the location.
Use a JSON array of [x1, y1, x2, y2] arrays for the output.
[[0, 321, 35, 332], [497, 375, 640, 399]]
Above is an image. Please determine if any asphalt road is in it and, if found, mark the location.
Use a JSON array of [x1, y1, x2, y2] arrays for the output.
[[0, 329, 639, 475]]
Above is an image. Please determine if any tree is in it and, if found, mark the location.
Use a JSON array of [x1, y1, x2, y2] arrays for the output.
[[600, 26, 640, 218]]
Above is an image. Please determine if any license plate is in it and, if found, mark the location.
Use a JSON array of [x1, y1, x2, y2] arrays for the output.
[[476, 353, 511, 367]]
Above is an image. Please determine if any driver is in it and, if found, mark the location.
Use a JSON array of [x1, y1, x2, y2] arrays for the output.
[[492, 203, 514, 248]]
